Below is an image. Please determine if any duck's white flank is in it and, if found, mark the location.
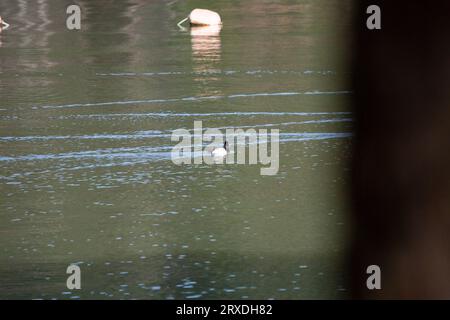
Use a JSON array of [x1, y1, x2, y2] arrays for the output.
[[211, 147, 227, 157], [211, 141, 228, 157]]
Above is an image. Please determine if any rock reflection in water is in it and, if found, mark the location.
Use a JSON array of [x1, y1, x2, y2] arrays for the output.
[[191, 25, 222, 96]]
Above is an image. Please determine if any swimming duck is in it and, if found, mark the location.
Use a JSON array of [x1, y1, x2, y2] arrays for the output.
[[211, 141, 228, 157]]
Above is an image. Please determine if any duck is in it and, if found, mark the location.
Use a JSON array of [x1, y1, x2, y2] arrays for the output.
[[211, 141, 228, 157]]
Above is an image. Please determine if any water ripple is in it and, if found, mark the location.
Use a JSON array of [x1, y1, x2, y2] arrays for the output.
[[59, 111, 352, 120], [35, 91, 352, 110], [0, 132, 352, 164], [95, 69, 341, 77], [0, 119, 353, 142]]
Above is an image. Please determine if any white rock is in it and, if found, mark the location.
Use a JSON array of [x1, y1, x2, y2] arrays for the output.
[[189, 9, 222, 26]]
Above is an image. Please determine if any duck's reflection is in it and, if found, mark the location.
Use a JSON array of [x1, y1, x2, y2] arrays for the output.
[[190, 25, 222, 95]]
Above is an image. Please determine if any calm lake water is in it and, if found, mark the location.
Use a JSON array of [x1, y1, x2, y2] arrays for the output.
[[0, 0, 353, 299]]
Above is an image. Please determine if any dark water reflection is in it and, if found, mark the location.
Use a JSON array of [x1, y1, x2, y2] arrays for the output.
[[0, 0, 353, 299]]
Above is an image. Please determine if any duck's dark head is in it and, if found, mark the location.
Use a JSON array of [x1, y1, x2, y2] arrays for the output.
[[223, 140, 228, 150]]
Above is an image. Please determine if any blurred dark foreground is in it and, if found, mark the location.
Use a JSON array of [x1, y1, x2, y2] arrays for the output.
[[351, 0, 450, 299]]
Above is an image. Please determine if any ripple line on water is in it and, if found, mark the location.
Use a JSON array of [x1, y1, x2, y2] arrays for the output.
[[0, 119, 353, 142], [60, 111, 352, 120], [36, 91, 352, 110], [95, 69, 341, 77], [0, 132, 352, 164]]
